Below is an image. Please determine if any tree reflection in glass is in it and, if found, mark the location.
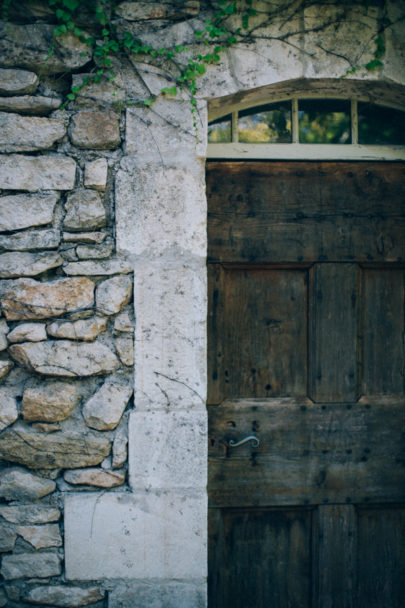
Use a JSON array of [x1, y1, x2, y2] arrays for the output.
[[238, 102, 292, 143], [298, 99, 351, 143]]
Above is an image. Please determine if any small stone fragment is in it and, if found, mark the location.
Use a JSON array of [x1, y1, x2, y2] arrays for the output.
[[96, 275, 132, 315], [17, 524, 62, 549], [1, 552, 61, 580], [0, 427, 111, 469], [46, 316, 107, 341], [0, 319, 8, 351], [112, 422, 128, 469], [0, 112, 66, 152], [0, 95, 61, 115], [0, 360, 13, 379], [0, 521, 17, 552], [63, 231, 106, 244], [115, 334, 134, 367], [10, 340, 119, 377], [64, 258, 132, 276], [76, 237, 114, 260], [64, 467, 125, 488], [0, 229, 60, 251], [0, 588, 6, 607], [0, 68, 39, 95], [22, 382, 80, 422], [1, 277, 94, 320], [8, 323, 47, 343], [23, 585, 104, 607], [114, 311, 133, 333], [0, 251, 63, 278], [84, 158, 108, 191], [0, 387, 18, 431], [69, 111, 120, 149], [32, 422, 61, 433], [0, 467, 56, 501], [0, 505, 60, 524], [115, 1, 200, 20], [0, 155, 76, 191], [83, 380, 133, 431], [0, 193, 59, 232], [63, 189, 106, 232]]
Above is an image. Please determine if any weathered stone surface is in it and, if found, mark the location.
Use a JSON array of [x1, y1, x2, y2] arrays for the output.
[[69, 111, 120, 149], [0, 193, 59, 232], [0, 360, 13, 379], [63, 189, 106, 232], [0, 387, 18, 431], [0, 588, 6, 607], [9, 340, 119, 377], [0, 23, 92, 74], [8, 323, 47, 343], [0, 427, 111, 469], [22, 382, 80, 422], [0, 112, 66, 152], [23, 585, 104, 607], [0, 521, 17, 552], [64, 468, 125, 488], [0, 467, 56, 501], [17, 524, 62, 549], [0, 505, 60, 524], [0, 155, 76, 191], [64, 259, 132, 276], [0, 229, 60, 251], [0, 251, 63, 278], [47, 316, 108, 341], [32, 422, 61, 432], [76, 237, 114, 260], [84, 158, 108, 191], [109, 581, 206, 608], [83, 380, 133, 431], [114, 311, 133, 333], [112, 421, 128, 469], [0, 95, 61, 115], [63, 231, 106, 244], [96, 275, 132, 316], [0, 319, 8, 352], [115, 1, 200, 20], [1, 552, 61, 580], [0, 68, 38, 95], [1, 277, 95, 320], [115, 335, 134, 367]]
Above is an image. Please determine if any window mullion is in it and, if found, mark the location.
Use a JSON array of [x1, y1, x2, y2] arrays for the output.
[[232, 111, 238, 143], [351, 99, 358, 144], [292, 98, 299, 143]]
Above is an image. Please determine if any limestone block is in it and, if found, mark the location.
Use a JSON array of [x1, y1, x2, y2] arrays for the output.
[[0, 229, 60, 251], [69, 111, 120, 149], [23, 585, 104, 607], [115, 334, 134, 367], [84, 158, 108, 191], [1, 552, 61, 580], [0, 193, 59, 232], [0, 588, 6, 607], [0, 319, 8, 351], [96, 275, 132, 315], [0, 467, 56, 501], [0, 426, 111, 469], [9, 340, 119, 377], [7, 323, 47, 343], [0, 68, 38, 95], [83, 380, 133, 431], [0, 112, 66, 152], [115, 1, 200, 20], [114, 311, 133, 333], [0, 23, 92, 74], [0, 251, 63, 278], [0, 95, 61, 115], [63, 231, 106, 244], [0, 521, 17, 552], [17, 524, 62, 549], [64, 468, 125, 488], [1, 277, 94, 320], [46, 316, 108, 341], [115, 160, 206, 258], [112, 421, 128, 469], [134, 264, 206, 410], [108, 580, 206, 608], [128, 410, 207, 490], [76, 237, 114, 260], [64, 258, 132, 276], [65, 491, 207, 579], [64, 189, 106, 231], [0, 505, 60, 524], [0, 360, 13, 379], [0, 155, 76, 191], [72, 72, 127, 107], [22, 381, 80, 422], [0, 387, 18, 431]]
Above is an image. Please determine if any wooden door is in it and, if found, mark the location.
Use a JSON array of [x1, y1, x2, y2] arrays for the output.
[[207, 161, 405, 608]]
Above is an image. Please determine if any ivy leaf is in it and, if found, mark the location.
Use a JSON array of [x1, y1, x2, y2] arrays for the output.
[[365, 58, 383, 71]]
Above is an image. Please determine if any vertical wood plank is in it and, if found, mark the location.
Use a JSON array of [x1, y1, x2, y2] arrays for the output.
[[207, 264, 226, 404], [315, 504, 357, 608], [309, 263, 360, 402]]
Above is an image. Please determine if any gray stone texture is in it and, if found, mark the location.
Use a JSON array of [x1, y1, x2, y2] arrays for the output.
[[64, 467, 125, 488], [46, 316, 108, 341], [0, 229, 60, 251], [0, 467, 56, 501], [0, 360, 13, 379], [0, 68, 39, 95], [82, 380, 133, 430], [108, 580, 206, 608], [96, 275, 132, 315], [7, 323, 47, 343], [17, 524, 62, 549], [64, 189, 106, 232], [112, 421, 128, 469], [76, 237, 114, 260], [0, 319, 8, 352], [22, 381, 80, 422], [0, 112, 66, 152], [114, 311, 133, 333], [69, 111, 120, 149], [84, 158, 108, 191], [0, 95, 61, 115], [0, 521, 17, 552], [115, 1, 200, 20], [1, 277, 95, 320], [0, 193, 59, 232], [23, 585, 104, 607], [63, 258, 132, 276], [1, 552, 61, 580], [0, 155, 76, 191], [0, 505, 60, 524], [115, 334, 134, 367], [0, 251, 63, 278], [0, 387, 18, 431], [63, 231, 106, 244]]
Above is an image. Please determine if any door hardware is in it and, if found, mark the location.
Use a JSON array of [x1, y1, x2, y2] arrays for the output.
[[228, 435, 260, 448]]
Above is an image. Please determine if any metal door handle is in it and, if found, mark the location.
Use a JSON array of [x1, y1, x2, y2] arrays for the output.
[[228, 435, 260, 448]]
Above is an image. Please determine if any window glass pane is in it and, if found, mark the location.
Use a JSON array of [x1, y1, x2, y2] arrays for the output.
[[298, 99, 351, 143], [208, 115, 232, 143], [238, 102, 292, 143], [358, 103, 405, 145]]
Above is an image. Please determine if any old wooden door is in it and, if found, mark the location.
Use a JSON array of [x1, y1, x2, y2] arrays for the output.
[[207, 161, 405, 608]]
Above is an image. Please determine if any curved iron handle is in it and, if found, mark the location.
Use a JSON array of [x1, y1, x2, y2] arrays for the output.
[[228, 435, 260, 448]]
